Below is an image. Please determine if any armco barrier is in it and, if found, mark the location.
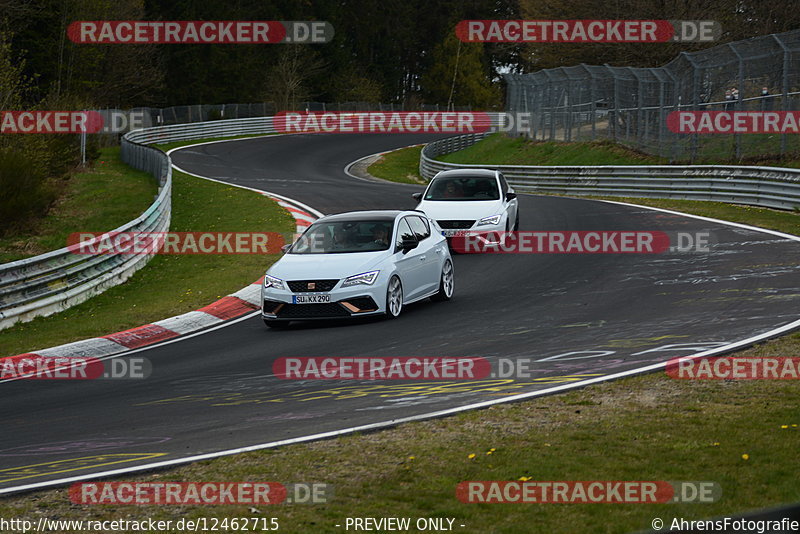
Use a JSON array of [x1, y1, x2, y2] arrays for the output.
[[420, 133, 800, 211], [0, 116, 284, 330], [124, 116, 277, 145], [0, 147, 170, 331]]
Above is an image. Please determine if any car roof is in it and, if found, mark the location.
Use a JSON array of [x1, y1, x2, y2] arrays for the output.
[[316, 210, 405, 223], [432, 169, 498, 180]]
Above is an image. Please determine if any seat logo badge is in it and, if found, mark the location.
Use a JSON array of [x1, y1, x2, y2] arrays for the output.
[[308, 282, 316, 290]]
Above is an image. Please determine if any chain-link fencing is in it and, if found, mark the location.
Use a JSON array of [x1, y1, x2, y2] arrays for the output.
[[505, 29, 800, 162]]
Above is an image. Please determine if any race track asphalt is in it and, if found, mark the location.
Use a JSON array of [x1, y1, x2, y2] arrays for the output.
[[1, 133, 798, 492]]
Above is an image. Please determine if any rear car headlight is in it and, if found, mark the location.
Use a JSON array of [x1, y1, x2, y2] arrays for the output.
[[341, 270, 380, 287], [263, 274, 286, 290], [477, 215, 502, 226]]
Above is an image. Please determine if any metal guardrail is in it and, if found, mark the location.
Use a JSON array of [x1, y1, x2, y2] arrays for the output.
[[0, 150, 171, 331], [420, 133, 800, 211], [0, 115, 285, 330], [125, 116, 277, 144]]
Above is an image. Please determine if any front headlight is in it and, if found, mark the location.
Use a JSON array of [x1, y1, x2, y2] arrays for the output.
[[263, 274, 286, 290], [477, 215, 502, 226], [341, 270, 380, 287]]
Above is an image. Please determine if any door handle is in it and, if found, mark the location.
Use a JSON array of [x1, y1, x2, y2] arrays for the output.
[[419, 255, 426, 260]]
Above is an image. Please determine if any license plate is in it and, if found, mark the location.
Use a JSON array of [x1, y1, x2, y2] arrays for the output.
[[442, 229, 468, 237], [293, 294, 331, 304]]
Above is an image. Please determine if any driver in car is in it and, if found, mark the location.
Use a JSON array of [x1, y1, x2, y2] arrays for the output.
[[371, 224, 390, 247], [443, 181, 462, 198], [332, 226, 353, 250]]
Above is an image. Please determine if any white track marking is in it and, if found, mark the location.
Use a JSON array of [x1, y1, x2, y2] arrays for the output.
[[3, 151, 799, 495]]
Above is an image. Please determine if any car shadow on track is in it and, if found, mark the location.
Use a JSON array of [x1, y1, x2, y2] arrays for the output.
[[261, 299, 440, 332]]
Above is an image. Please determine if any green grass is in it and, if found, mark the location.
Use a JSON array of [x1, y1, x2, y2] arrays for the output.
[[688, 132, 800, 164], [0, 147, 158, 263], [366, 145, 426, 184], [367, 135, 668, 186], [0, 166, 294, 358], [589, 197, 800, 237], [440, 135, 667, 166], [2, 335, 798, 533], [367, 133, 800, 187]]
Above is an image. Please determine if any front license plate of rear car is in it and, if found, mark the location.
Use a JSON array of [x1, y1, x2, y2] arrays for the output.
[[293, 294, 331, 304], [442, 229, 466, 237]]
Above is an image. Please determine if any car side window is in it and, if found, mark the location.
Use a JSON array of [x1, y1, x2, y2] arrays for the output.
[[396, 218, 415, 249], [408, 216, 430, 240], [498, 172, 509, 195]]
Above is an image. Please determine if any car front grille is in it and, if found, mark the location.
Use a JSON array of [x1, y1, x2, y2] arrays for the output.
[[287, 279, 339, 292], [437, 220, 475, 229], [275, 302, 351, 318]]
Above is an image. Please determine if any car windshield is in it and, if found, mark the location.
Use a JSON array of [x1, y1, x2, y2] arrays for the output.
[[288, 220, 394, 254], [424, 176, 500, 201]]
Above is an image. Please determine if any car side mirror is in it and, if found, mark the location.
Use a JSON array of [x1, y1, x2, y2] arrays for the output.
[[281, 244, 291, 253], [401, 237, 418, 253], [506, 192, 517, 201], [412, 192, 423, 201]]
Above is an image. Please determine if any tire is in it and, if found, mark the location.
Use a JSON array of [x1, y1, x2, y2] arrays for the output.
[[264, 319, 289, 329], [385, 276, 403, 319], [431, 259, 454, 301]]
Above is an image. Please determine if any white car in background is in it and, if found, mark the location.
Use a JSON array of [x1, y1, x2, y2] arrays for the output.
[[261, 210, 453, 327], [412, 169, 519, 242]]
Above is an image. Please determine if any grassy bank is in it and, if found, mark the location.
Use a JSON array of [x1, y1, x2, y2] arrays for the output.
[[366, 145, 426, 184], [0, 160, 294, 357], [367, 133, 800, 186], [0, 147, 158, 263]]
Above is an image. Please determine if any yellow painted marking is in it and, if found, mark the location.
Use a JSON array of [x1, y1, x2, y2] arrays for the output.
[[139, 375, 610, 407], [0, 453, 166, 483]]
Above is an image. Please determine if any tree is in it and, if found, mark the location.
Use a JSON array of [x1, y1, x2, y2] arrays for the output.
[[421, 33, 500, 109], [330, 69, 384, 104], [263, 46, 326, 110], [518, 0, 800, 71]]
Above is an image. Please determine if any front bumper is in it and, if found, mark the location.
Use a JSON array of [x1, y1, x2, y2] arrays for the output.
[[442, 222, 507, 245], [262, 283, 385, 321]]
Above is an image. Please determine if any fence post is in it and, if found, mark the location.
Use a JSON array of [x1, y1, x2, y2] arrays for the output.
[[729, 43, 745, 160], [773, 34, 791, 156], [609, 65, 619, 143]]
